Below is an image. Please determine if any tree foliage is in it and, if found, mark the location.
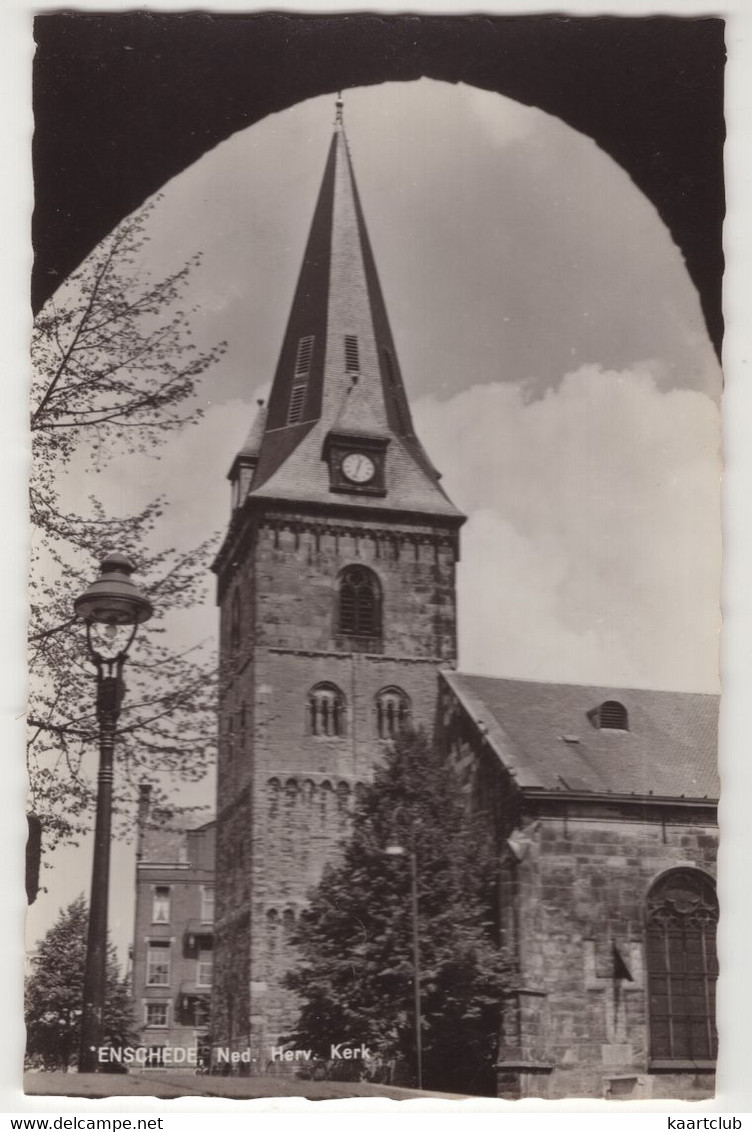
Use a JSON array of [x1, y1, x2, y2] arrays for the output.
[[284, 731, 509, 1097], [28, 201, 226, 850], [25, 895, 134, 1070]]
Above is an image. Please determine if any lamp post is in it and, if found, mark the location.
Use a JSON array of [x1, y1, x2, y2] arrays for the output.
[[385, 844, 422, 1091], [74, 553, 153, 1073]]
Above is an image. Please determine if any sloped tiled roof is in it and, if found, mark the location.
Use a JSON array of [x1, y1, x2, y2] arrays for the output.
[[250, 419, 462, 517], [330, 377, 389, 441], [443, 672, 719, 801], [228, 400, 267, 480], [237, 401, 267, 460]]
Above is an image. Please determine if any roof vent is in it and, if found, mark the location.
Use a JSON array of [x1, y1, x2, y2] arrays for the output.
[[588, 700, 629, 732], [560, 734, 580, 744], [344, 335, 359, 373]]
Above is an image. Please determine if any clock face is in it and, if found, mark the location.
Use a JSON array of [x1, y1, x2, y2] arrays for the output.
[[341, 452, 376, 484]]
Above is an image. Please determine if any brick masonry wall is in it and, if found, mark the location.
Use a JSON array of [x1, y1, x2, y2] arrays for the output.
[[214, 509, 459, 1065]]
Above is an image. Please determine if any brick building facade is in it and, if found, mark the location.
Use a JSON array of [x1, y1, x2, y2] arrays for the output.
[[131, 786, 216, 1068], [209, 100, 719, 1097]]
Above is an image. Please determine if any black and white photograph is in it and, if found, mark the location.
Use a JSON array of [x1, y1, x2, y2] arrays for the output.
[[15, 9, 737, 1111]]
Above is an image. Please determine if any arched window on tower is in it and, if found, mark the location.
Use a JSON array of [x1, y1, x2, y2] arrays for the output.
[[375, 686, 411, 740], [646, 869, 718, 1064], [337, 566, 381, 639], [308, 683, 346, 738]]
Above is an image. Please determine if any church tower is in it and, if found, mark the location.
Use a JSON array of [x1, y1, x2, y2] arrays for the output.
[[211, 98, 465, 1066]]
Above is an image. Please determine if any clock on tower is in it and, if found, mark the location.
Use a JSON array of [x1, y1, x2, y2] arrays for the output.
[[323, 432, 389, 496]]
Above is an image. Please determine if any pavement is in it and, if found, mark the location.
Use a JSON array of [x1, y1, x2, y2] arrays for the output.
[[23, 1071, 472, 1102]]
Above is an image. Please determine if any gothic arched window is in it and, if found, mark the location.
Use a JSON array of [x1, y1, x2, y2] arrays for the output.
[[375, 686, 411, 740], [338, 566, 381, 638], [646, 869, 718, 1063], [308, 683, 346, 738]]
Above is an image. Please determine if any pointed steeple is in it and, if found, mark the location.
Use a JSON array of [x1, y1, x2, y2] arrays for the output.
[[240, 97, 463, 522]]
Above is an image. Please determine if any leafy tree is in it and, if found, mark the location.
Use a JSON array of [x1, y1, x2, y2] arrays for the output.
[[284, 731, 509, 1097], [28, 200, 226, 851], [25, 895, 134, 1070]]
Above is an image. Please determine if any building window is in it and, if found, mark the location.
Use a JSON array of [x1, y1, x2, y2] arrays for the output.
[[152, 886, 170, 924], [375, 687, 411, 739], [201, 886, 215, 923], [144, 1002, 169, 1028], [308, 683, 346, 737], [194, 999, 210, 1030], [344, 335, 359, 372], [146, 941, 171, 987], [230, 590, 241, 653], [646, 869, 718, 1063], [197, 946, 213, 988], [338, 566, 381, 638]]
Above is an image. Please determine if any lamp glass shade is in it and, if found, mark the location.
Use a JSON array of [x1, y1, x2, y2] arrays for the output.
[[74, 553, 154, 626]]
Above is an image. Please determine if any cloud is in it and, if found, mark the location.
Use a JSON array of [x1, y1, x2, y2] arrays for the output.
[[60, 365, 721, 695], [458, 81, 538, 149], [413, 364, 721, 691]]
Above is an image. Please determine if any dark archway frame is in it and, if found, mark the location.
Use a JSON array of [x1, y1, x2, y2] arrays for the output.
[[32, 13, 725, 356]]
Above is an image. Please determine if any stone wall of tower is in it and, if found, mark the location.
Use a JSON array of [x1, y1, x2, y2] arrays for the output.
[[213, 508, 459, 1066], [251, 513, 458, 658]]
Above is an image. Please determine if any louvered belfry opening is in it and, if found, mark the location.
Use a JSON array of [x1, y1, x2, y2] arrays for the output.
[[338, 565, 381, 638], [646, 869, 718, 1063], [382, 346, 411, 435], [344, 335, 359, 372], [287, 335, 315, 424]]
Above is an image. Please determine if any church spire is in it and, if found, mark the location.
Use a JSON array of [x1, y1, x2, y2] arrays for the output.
[[234, 98, 463, 522]]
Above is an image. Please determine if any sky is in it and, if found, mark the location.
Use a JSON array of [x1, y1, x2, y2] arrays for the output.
[[27, 78, 722, 959]]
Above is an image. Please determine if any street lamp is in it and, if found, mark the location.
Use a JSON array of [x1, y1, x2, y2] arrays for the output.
[[385, 844, 422, 1091], [74, 553, 153, 1073]]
